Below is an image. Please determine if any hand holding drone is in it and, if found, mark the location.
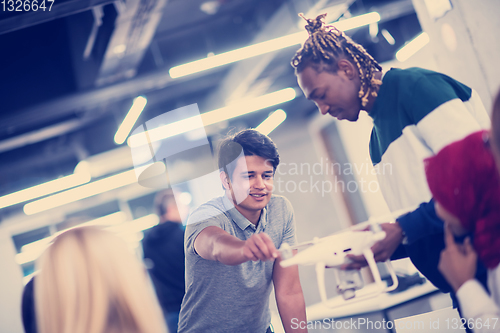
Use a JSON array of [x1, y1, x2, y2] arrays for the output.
[[279, 216, 407, 308]]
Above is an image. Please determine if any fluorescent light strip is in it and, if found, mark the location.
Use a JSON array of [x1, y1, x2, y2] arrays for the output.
[[19, 212, 126, 255], [334, 12, 381, 31], [381, 29, 395, 45], [0, 161, 91, 210], [169, 12, 381, 78], [128, 87, 296, 148], [396, 32, 430, 62], [114, 96, 147, 145], [170, 32, 305, 78], [255, 109, 287, 135], [82, 211, 128, 227], [107, 214, 159, 235], [23, 169, 137, 215], [369, 22, 378, 38], [15, 212, 151, 265]]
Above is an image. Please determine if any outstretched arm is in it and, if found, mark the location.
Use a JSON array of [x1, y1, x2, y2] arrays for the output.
[[194, 226, 278, 265], [273, 254, 308, 333]]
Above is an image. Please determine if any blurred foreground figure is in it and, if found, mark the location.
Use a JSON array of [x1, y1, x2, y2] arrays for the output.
[[142, 190, 186, 333], [424, 90, 500, 333], [425, 129, 500, 333], [35, 226, 167, 333]]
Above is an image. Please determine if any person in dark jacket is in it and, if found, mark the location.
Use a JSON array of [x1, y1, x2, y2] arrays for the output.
[[21, 277, 37, 333], [142, 190, 187, 333]]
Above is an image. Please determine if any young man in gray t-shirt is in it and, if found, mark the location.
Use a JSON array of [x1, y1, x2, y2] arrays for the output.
[[178, 129, 307, 333]]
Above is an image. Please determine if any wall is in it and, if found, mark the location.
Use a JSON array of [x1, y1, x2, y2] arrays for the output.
[[412, 0, 500, 112], [0, 227, 24, 333]]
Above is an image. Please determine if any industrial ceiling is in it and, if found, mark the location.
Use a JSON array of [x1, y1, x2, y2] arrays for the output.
[[0, 0, 422, 221]]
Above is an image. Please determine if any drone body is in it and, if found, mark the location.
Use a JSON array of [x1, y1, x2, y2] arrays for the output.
[[280, 229, 385, 268], [279, 224, 399, 307]]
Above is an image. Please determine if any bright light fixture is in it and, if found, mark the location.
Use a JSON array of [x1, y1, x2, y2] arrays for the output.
[[396, 32, 430, 62], [107, 214, 159, 234], [0, 161, 91, 210], [169, 12, 381, 78], [369, 23, 379, 38], [19, 212, 126, 255], [255, 109, 287, 135], [114, 96, 147, 145], [334, 12, 381, 31], [23, 169, 137, 215], [82, 211, 127, 227], [15, 212, 150, 265], [381, 29, 395, 45], [128, 88, 296, 148]]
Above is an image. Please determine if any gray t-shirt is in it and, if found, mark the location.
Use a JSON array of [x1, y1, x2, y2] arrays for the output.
[[178, 194, 296, 333]]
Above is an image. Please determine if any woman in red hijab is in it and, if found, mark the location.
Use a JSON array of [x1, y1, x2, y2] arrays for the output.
[[425, 127, 500, 333]]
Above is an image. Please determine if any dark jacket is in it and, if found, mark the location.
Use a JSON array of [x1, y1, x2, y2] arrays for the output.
[[21, 277, 37, 333], [142, 221, 186, 313]]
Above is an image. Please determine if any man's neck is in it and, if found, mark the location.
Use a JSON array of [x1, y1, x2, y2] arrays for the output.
[[363, 71, 383, 113], [235, 206, 261, 225], [225, 192, 261, 225]]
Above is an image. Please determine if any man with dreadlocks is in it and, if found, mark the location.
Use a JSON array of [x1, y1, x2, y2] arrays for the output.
[[293, 14, 490, 309]]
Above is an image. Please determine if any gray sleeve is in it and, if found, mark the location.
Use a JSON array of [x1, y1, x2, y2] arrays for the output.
[[281, 197, 297, 247], [185, 205, 228, 257]]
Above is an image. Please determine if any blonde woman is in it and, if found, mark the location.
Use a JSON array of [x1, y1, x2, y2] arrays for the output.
[[35, 226, 168, 333]]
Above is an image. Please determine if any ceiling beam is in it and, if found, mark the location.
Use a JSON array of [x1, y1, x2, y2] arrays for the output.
[[0, 0, 115, 35], [96, 0, 167, 86], [0, 70, 226, 150]]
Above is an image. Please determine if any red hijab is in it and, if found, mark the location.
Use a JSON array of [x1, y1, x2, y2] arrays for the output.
[[425, 130, 500, 269]]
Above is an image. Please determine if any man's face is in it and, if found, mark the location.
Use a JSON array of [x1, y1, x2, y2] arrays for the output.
[[297, 64, 362, 122], [435, 201, 468, 236], [226, 155, 274, 217]]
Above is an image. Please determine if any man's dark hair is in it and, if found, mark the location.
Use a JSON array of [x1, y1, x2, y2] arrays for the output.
[[218, 129, 280, 180], [153, 189, 176, 219]]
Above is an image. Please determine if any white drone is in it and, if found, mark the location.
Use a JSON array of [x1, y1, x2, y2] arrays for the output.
[[279, 211, 413, 308]]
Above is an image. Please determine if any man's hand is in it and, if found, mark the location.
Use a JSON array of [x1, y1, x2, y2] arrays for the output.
[[342, 222, 404, 270], [195, 227, 279, 265], [242, 233, 279, 262], [438, 223, 477, 292]]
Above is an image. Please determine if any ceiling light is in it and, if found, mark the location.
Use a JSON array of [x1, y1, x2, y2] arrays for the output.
[[255, 109, 287, 135], [15, 212, 148, 265], [381, 29, 395, 45], [334, 12, 380, 31], [396, 32, 430, 62], [200, 1, 220, 15], [113, 44, 126, 54], [114, 96, 147, 145], [369, 23, 379, 38], [169, 12, 380, 78], [107, 214, 159, 234], [127, 87, 296, 148], [23, 169, 137, 215], [0, 161, 91, 210]]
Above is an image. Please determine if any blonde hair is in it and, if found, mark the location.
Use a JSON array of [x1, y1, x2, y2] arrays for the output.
[[35, 226, 167, 333]]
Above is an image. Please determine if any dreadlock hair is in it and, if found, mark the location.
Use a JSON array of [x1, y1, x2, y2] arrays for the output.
[[291, 13, 382, 107]]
